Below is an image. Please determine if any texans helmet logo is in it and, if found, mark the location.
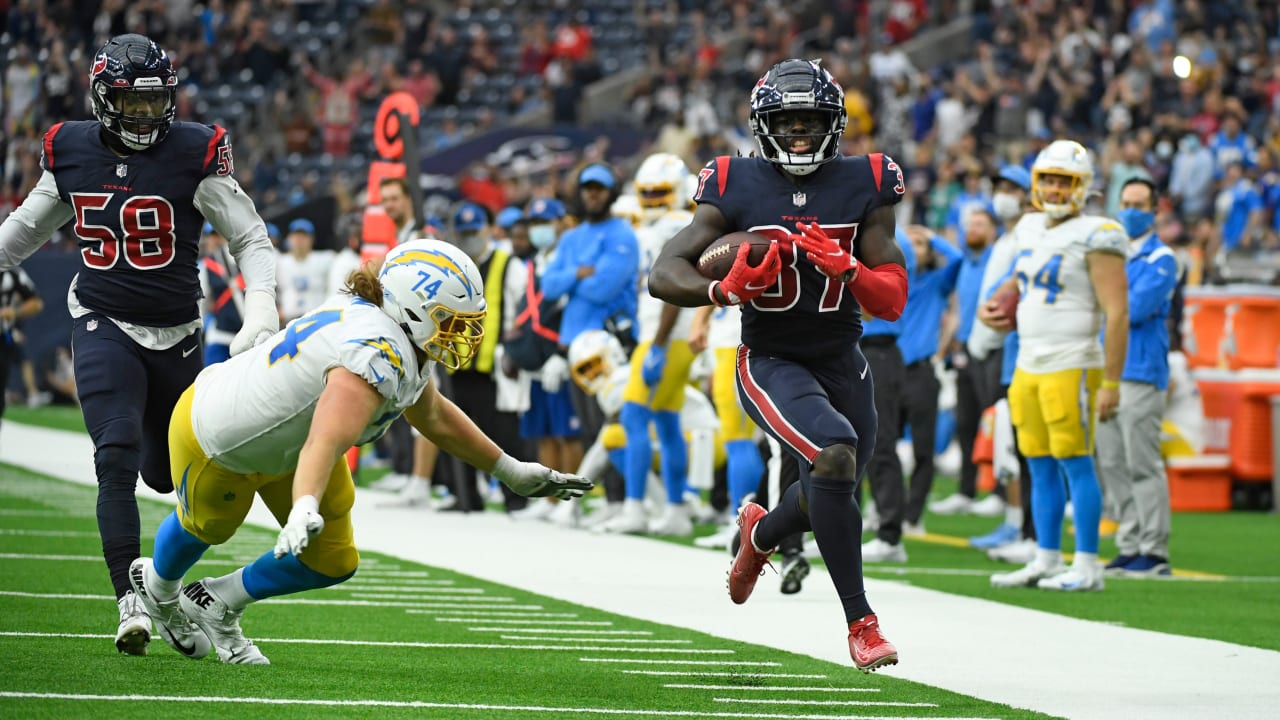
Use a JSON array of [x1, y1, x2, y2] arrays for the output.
[[91, 54, 107, 77]]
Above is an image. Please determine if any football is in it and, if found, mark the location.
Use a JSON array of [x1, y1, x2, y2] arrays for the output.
[[696, 231, 774, 281], [990, 286, 1020, 329]]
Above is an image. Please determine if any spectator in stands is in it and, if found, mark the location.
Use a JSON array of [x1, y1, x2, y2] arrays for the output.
[[276, 219, 334, 322], [1097, 178, 1179, 577], [1169, 133, 1216, 221], [1213, 161, 1266, 258], [379, 177, 418, 246], [300, 55, 373, 157]]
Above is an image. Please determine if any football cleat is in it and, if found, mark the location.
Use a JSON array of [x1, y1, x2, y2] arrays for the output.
[[861, 538, 908, 563], [694, 521, 739, 550], [179, 580, 269, 665], [1037, 565, 1105, 592], [778, 553, 810, 595], [128, 558, 211, 659], [726, 502, 774, 604], [648, 504, 693, 537], [1104, 554, 1138, 574], [991, 555, 1067, 588], [1120, 555, 1172, 577], [927, 493, 973, 516], [987, 537, 1037, 565], [969, 522, 1020, 550], [115, 591, 152, 656], [848, 614, 898, 672]]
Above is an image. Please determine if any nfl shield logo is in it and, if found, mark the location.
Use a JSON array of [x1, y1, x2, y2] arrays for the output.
[[792, 191, 807, 207], [116, 163, 128, 178], [86, 319, 98, 332]]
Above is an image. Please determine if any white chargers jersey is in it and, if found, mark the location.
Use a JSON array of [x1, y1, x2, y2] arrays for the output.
[[278, 250, 336, 321], [1011, 212, 1126, 373], [191, 294, 430, 475], [636, 210, 695, 342], [707, 304, 743, 349]]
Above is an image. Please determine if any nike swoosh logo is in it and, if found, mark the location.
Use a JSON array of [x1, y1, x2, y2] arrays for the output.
[[182, 345, 198, 358], [163, 626, 200, 656], [744, 281, 771, 291], [859, 363, 869, 380]]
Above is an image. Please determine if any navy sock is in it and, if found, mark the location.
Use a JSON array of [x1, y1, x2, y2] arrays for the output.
[[808, 474, 872, 623], [753, 483, 810, 548], [96, 462, 142, 600]]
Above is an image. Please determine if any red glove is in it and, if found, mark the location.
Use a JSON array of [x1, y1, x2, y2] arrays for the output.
[[791, 222, 859, 283], [710, 240, 781, 306]]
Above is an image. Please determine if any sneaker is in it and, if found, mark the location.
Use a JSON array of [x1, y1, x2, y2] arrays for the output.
[[648, 504, 693, 537], [510, 498, 556, 522], [684, 490, 721, 525], [848, 614, 898, 672], [1104, 554, 1138, 574], [582, 502, 622, 530], [969, 522, 1020, 550], [694, 521, 739, 549], [597, 501, 649, 534], [991, 555, 1066, 588], [987, 537, 1037, 564], [26, 391, 51, 408], [969, 494, 1006, 517], [778, 553, 810, 595], [861, 537, 908, 563], [1037, 564, 1105, 592], [1121, 555, 1172, 577], [115, 591, 151, 656], [928, 493, 973, 516], [179, 580, 269, 665], [378, 477, 432, 508], [902, 520, 927, 537], [726, 502, 774, 604], [128, 558, 211, 659], [547, 498, 582, 528], [862, 499, 880, 533]]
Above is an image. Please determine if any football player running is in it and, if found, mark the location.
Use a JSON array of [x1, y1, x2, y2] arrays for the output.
[[0, 34, 279, 655], [608, 152, 701, 536], [128, 239, 592, 664], [648, 59, 908, 672], [980, 140, 1128, 592]]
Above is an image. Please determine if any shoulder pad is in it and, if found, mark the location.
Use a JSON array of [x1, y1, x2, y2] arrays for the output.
[[1084, 218, 1127, 255]]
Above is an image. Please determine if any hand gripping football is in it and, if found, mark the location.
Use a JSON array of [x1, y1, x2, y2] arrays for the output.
[[696, 231, 775, 281]]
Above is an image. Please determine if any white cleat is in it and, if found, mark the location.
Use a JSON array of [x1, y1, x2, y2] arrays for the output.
[[1038, 564, 1105, 592], [991, 555, 1067, 588], [368, 472, 411, 492], [861, 538, 908, 563], [548, 498, 582, 528], [987, 537, 1038, 565], [179, 580, 269, 665], [378, 476, 432, 509], [969, 494, 1006, 517], [596, 501, 648, 534], [902, 520, 927, 537], [115, 591, 152, 656], [582, 502, 622, 530], [647, 504, 693, 537], [510, 498, 557, 522], [128, 558, 211, 659], [928, 493, 973, 516], [694, 521, 740, 549], [862, 498, 880, 533]]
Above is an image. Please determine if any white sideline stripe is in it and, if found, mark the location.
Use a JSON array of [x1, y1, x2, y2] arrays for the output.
[[339, 585, 483, 594], [0, 509, 93, 517], [0, 632, 727, 654], [348, 592, 510, 602], [355, 570, 431, 578], [502, 636, 691, 644], [623, 671, 827, 679], [0, 692, 995, 720], [582, 659, 774, 666], [469, 627, 650, 635], [0, 528, 98, 537], [714, 698, 937, 708], [864, 565, 1280, 584], [437, 618, 612, 626], [405, 610, 573, 618], [0, 553, 239, 566], [665, 685, 880, 693], [348, 578, 450, 585], [0, 590, 542, 611]]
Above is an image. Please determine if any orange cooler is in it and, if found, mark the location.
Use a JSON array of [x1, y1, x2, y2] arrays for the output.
[[1184, 285, 1280, 370], [1167, 455, 1232, 512], [1193, 369, 1280, 481]]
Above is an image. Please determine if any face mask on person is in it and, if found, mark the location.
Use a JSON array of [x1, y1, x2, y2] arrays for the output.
[[1116, 208, 1155, 239], [529, 223, 558, 250], [992, 192, 1022, 222]]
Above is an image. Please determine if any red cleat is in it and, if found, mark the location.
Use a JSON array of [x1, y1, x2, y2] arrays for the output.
[[848, 614, 898, 672], [727, 502, 774, 604]]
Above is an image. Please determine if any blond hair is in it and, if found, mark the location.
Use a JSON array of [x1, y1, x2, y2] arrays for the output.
[[343, 264, 384, 306]]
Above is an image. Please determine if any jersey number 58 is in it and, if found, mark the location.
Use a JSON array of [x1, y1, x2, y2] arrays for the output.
[[71, 193, 177, 270]]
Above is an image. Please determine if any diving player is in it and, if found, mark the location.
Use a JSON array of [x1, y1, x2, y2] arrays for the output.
[[980, 139, 1129, 592], [127, 239, 592, 664], [648, 58, 908, 672], [0, 34, 279, 655]]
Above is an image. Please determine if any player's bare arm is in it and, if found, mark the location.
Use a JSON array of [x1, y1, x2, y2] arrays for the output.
[[293, 368, 383, 503], [651, 303, 682, 347], [405, 381, 504, 471], [687, 305, 714, 353], [648, 203, 730, 307], [1088, 250, 1129, 421]]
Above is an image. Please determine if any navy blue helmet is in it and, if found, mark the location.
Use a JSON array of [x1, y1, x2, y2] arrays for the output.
[[89, 34, 178, 150], [749, 59, 848, 176]]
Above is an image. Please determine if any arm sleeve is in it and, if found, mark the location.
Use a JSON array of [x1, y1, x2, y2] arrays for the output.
[[1084, 220, 1128, 256], [1128, 249, 1179, 324], [577, 229, 640, 302], [194, 174, 277, 298], [848, 262, 908, 321], [0, 171, 74, 271]]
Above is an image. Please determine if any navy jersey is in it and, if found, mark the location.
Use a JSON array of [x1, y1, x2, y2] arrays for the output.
[[41, 120, 234, 327], [693, 154, 904, 358]]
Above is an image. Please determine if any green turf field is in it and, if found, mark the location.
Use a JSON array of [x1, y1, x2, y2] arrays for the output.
[[0, 463, 1055, 720]]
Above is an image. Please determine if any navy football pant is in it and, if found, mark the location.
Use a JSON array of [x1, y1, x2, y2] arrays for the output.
[[736, 344, 878, 622], [73, 313, 203, 599]]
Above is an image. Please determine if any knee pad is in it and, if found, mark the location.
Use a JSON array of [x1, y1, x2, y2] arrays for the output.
[[812, 443, 858, 480], [95, 445, 141, 485]]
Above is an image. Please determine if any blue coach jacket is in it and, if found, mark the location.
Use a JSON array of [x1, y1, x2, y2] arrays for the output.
[[1117, 233, 1179, 389]]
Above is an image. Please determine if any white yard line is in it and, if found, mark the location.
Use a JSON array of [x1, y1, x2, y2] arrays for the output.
[[468, 627, 650, 635], [501, 636, 691, 644], [403, 610, 576, 618], [347, 592, 511, 601], [0, 589, 543, 611], [580, 659, 779, 666], [6, 422, 1280, 720], [0, 691, 996, 720], [621, 671, 827, 679], [435, 618, 611, 625], [0, 552, 241, 565], [0, 528, 99, 537], [336, 585, 483, 594], [714, 698, 935, 708], [664, 685, 880, 693]]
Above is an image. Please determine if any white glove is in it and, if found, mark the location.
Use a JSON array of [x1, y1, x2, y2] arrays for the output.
[[273, 495, 325, 558], [492, 453, 593, 499], [539, 354, 569, 394], [231, 290, 280, 356]]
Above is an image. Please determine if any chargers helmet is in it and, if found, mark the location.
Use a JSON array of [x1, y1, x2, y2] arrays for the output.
[[749, 59, 848, 176], [89, 34, 178, 151], [378, 239, 487, 370], [1030, 139, 1094, 218], [633, 152, 690, 220], [567, 329, 628, 395]]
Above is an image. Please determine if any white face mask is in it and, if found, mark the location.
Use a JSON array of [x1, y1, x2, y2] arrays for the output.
[[992, 192, 1023, 222], [528, 224, 557, 250]]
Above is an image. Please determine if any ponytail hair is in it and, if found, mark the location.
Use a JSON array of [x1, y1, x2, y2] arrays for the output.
[[344, 264, 384, 306]]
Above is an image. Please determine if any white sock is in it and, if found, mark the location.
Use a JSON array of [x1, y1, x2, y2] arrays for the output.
[[145, 563, 181, 601], [1036, 548, 1062, 568], [1005, 505, 1023, 527], [1073, 551, 1098, 573], [750, 523, 772, 554], [204, 568, 255, 610]]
